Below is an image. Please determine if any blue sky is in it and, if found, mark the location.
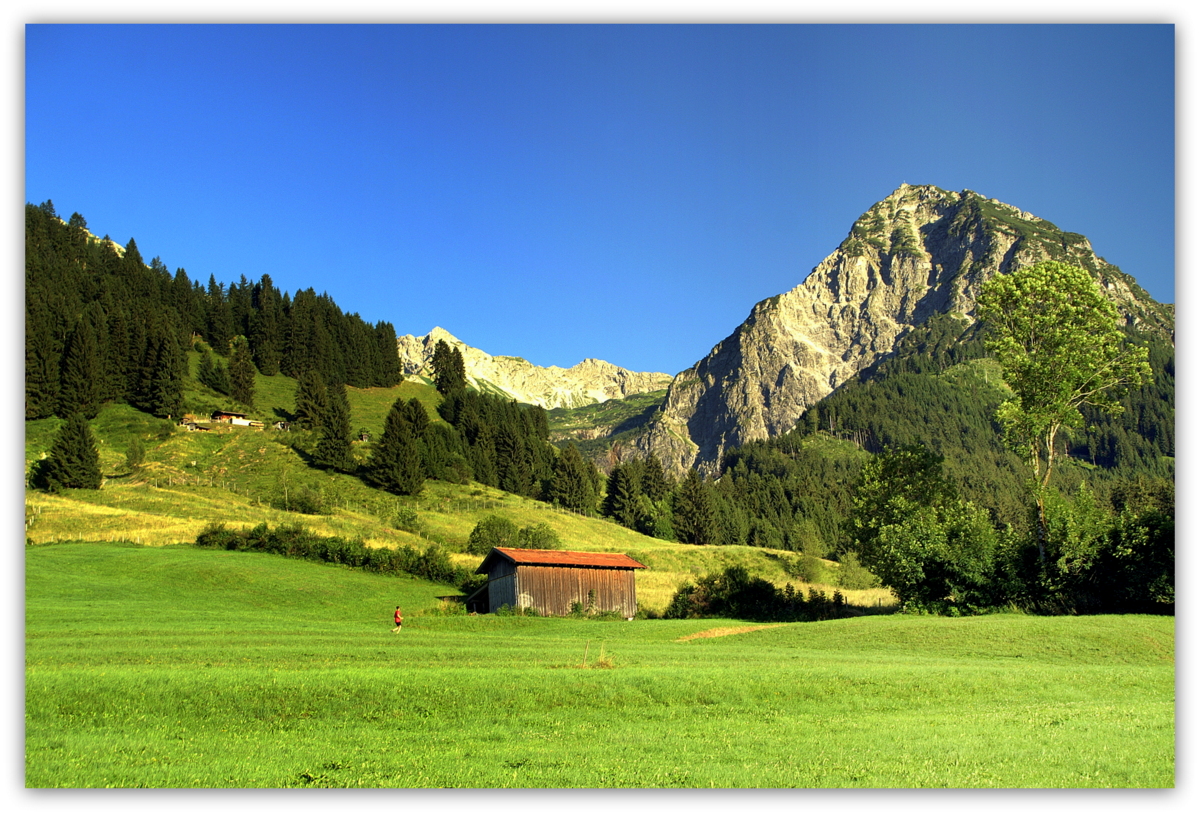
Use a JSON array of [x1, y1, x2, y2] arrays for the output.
[[25, 23, 1175, 376]]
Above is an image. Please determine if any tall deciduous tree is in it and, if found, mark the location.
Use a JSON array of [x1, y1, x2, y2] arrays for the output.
[[977, 261, 1152, 560]]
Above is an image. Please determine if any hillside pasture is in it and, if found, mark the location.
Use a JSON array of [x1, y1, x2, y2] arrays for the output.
[[24, 402, 887, 614], [25, 542, 1174, 788]]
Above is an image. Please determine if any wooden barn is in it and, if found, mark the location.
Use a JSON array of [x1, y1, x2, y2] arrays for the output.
[[466, 548, 647, 618]]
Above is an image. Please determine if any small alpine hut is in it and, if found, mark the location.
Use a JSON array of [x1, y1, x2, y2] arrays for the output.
[[467, 548, 647, 618]]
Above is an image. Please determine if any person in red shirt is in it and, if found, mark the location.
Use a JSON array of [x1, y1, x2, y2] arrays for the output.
[[392, 606, 403, 633]]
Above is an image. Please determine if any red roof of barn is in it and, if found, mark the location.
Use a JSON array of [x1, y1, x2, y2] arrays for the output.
[[476, 547, 647, 574]]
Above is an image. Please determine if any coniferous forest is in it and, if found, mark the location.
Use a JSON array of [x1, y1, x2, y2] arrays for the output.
[[25, 200, 403, 423], [25, 200, 1174, 617]]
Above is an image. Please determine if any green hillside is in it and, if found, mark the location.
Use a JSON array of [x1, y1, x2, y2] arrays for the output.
[[24, 367, 887, 614]]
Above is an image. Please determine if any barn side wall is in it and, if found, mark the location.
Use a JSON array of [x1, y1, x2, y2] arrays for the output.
[[513, 564, 638, 618], [486, 560, 518, 614]]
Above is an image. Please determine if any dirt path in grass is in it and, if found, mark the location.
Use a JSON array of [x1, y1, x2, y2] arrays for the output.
[[676, 624, 782, 642]]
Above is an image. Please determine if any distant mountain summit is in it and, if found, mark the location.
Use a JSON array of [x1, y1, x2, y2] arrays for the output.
[[396, 327, 673, 410], [634, 183, 1174, 474]]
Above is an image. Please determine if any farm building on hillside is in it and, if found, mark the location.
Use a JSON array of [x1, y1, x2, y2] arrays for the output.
[[466, 548, 647, 618], [211, 410, 247, 423]]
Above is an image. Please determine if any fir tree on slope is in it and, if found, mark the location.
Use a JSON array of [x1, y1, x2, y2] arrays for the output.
[[368, 397, 426, 495], [313, 382, 355, 473], [31, 413, 102, 492], [228, 335, 257, 408]]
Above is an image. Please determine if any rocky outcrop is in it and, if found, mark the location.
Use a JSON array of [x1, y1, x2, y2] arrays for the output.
[[635, 183, 1174, 475], [396, 327, 673, 410]]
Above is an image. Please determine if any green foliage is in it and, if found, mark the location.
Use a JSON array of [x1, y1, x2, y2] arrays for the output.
[[30, 413, 103, 492], [430, 339, 467, 395], [197, 347, 231, 395], [466, 514, 519, 555], [313, 382, 356, 474], [516, 522, 561, 550], [848, 446, 998, 610], [547, 442, 599, 514], [367, 397, 426, 495], [465, 515, 560, 554], [663, 565, 851, 622], [293, 367, 328, 433], [437, 389, 553, 500], [24, 202, 401, 428], [194, 522, 473, 591], [269, 479, 334, 515], [124, 435, 146, 473], [978, 261, 1153, 558], [832, 551, 878, 591], [227, 335, 257, 408], [671, 470, 719, 545], [57, 303, 105, 418], [719, 434, 865, 554]]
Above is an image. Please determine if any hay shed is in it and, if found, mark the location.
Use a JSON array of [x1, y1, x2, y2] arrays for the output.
[[466, 547, 647, 618]]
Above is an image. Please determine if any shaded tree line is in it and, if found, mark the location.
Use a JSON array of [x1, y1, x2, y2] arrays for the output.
[[664, 565, 852, 622]]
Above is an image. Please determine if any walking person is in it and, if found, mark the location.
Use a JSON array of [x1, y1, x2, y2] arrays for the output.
[[392, 605, 403, 633]]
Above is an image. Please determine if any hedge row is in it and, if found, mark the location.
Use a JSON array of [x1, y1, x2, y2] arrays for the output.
[[194, 522, 485, 595]]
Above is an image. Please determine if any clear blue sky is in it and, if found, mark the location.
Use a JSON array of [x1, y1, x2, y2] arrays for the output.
[[25, 23, 1175, 376]]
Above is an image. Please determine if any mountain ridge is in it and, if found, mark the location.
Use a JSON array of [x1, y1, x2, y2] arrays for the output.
[[396, 327, 673, 410]]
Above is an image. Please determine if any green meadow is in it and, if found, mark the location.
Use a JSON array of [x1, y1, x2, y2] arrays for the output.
[[26, 542, 1174, 788]]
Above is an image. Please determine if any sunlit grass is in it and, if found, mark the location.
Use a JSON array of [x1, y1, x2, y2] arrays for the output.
[[25, 543, 1174, 788]]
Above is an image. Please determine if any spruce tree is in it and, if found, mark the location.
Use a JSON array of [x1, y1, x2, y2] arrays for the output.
[[642, 454, 673, 502], [603, 463, 641, 527], [431, 339, 467, 394], [314, 382, 355, 472], [34, 413, 102, 491], [548, 443, 598, 514], [57, 306, 105, 419], [228, 335, 257, 408], [672, 470, 719, 545], [134, 318, 185, 418], [369, 397, 426, 495], [249, 274, 283, 376], [205, 275, 234, 354], [25, 298, 61, 419], [402, 398, 430, 436], [197, 347, 231, 394], [293, 368, 329, 432]]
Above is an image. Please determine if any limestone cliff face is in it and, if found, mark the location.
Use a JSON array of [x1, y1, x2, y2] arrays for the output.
[[396, 327, 672, 410], [636, 184, 1173, 475]]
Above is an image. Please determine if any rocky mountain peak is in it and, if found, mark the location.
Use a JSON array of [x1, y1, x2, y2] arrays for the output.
[[633, 184, 1173, 475]]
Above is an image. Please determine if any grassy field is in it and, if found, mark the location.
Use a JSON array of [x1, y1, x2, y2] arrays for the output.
[[25, 542, 1174, 788]]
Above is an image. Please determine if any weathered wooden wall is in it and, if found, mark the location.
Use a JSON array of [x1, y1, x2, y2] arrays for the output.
[[500, 564, 638, 618], [486, 560, 518, 613]]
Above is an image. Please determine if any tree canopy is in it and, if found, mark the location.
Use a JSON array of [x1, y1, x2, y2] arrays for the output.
[[977, 261, 1152, 558]]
